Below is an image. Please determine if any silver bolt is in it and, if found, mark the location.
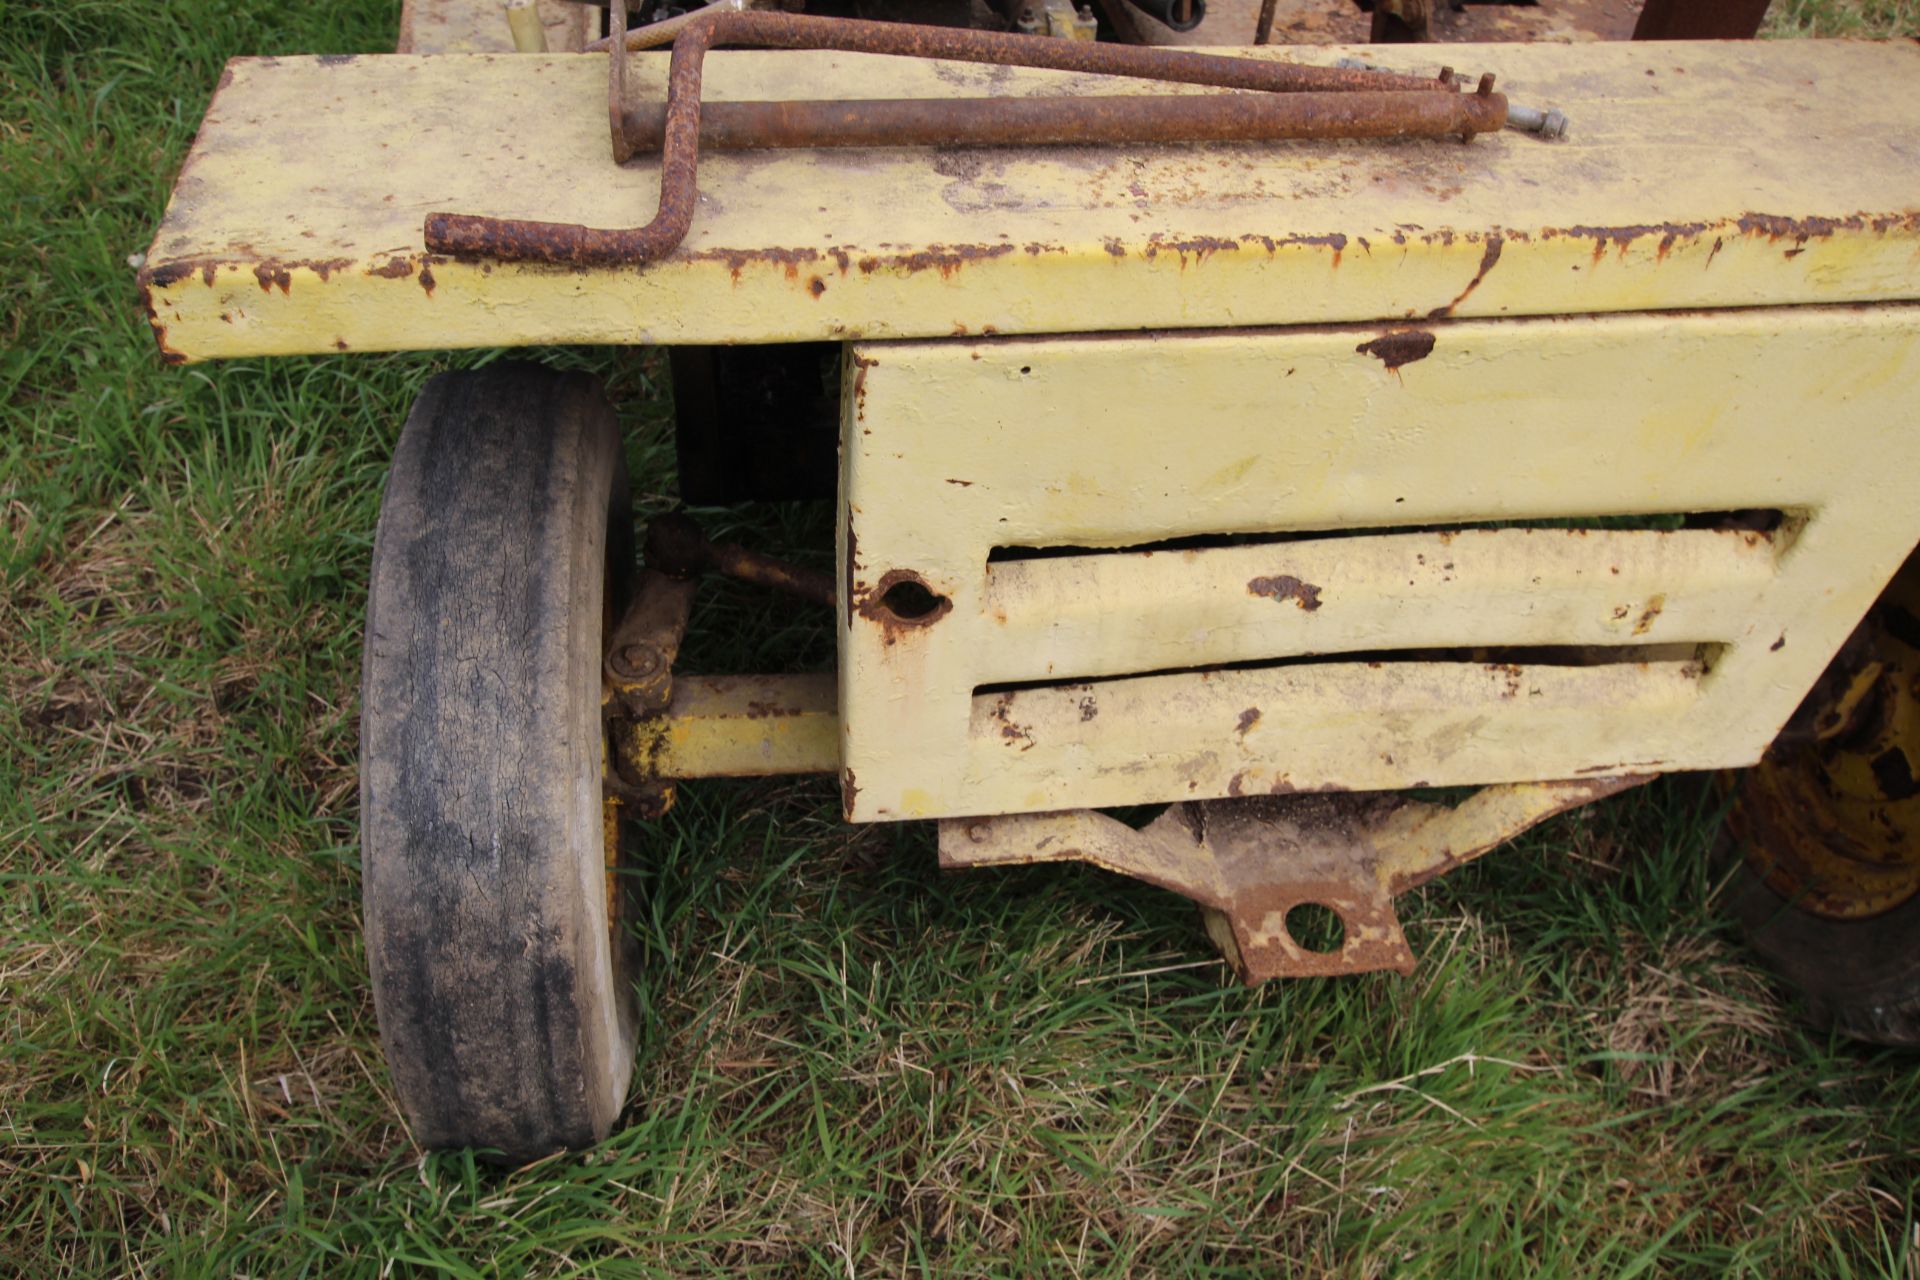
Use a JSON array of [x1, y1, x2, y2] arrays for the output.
[[1505, 103, 1570, 140]]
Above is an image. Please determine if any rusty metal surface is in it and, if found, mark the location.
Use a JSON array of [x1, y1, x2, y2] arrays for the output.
[[1252, 0, 1279, 42], [587, 9, 1447, 87], [604, 567, 699, 718], [644, 512, 836, 607], [1149, 0, 1643, 46], [425, 7, 1462, 267], [619, 88, 1504, 151], [1632, 0, 1770, 39], [940, 776, 1647, 981], [1366, 0, 1433, 43]]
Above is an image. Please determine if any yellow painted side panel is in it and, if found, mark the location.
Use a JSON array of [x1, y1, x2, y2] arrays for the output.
[[979, 527, 1776, 683], [839, 306, 1920, 820], [966, 660, 1702, 812], [140, 41, 1920, 361]]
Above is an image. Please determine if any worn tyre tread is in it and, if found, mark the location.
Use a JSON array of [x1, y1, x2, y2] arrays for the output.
[[361, 363, 637, 1159], [1727, 865, 1920, 1048]]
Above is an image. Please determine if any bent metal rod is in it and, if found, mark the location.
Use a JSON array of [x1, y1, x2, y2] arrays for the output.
[[424, 6, 1505, 268]]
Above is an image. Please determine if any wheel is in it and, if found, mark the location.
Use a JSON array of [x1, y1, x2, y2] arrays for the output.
[[360, 362, 639, 1158], [1725, 549, 1920, 1047]]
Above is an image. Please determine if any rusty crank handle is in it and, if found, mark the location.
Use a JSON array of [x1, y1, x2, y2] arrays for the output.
[[422, 5, 1503, 269]]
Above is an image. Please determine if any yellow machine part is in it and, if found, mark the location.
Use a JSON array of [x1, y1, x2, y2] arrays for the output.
[[838, 306, 1920, 821], [1731, 553, 1920, 920], [138, 41, 1920, 361]]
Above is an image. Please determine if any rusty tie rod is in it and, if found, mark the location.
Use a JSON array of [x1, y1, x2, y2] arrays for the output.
[[424, 6, 1504, 268]]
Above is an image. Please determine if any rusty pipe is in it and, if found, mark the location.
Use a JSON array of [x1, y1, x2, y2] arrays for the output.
[[583, 10, 1446, 94], [645, 512, 837, 607], [1253, 0, 1280, 43], [618, 90, 1506, 151], [425, 6, 1462, 268]]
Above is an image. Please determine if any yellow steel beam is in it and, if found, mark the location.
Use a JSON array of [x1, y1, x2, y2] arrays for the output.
[[140, 41, 1920, 362], [625, 673, 839, 779]]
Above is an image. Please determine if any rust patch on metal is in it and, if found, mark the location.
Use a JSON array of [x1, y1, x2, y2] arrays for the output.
[[855, 568, 952, 641], [1427, 234, 1502, 318], [688, 244, 821, 283], [1236, 707, 1261, 736], [1532, 211, 1920, 265], [1248, 574, 1324, 610], [841, 768, 859, 816], [1631, 593, 1666, 636], [989, 694, 1036, 751], [135, 283, 186, 365], [843, 506, 860, 628], [367, 258, 416, 279], [142, 261, 197, 289], [418, 264, 436, 297], [253, 263, 291, 294], [1355, 329, 1436, 372], [646, 511, 836, 608], [1489, 662, 1524, 699]]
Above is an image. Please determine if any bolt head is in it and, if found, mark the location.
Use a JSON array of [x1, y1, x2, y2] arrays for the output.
[[619, 644, 661, 677], [1541, 108, 1569, 140]]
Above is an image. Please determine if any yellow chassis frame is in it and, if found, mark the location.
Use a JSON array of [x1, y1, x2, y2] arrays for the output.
[[142, 29, 1920, 974]]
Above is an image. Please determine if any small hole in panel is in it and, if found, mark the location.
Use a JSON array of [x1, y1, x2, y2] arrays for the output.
[[878, 577, 948, 620], [1285, 902, 1346, 954]]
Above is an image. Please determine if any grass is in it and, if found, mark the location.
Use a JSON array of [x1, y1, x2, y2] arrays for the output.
[[4, 0, 1919, 1274]]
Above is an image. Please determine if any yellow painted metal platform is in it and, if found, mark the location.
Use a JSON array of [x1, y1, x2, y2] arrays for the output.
[[140, 40, 1920, 362]]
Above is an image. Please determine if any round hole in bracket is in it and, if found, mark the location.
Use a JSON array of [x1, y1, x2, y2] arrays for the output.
[[1284, 902, 1346, 954], [872, 574, 950, 623]]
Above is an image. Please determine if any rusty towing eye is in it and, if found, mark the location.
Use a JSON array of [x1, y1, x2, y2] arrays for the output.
[[424, 5, 1515, 268]]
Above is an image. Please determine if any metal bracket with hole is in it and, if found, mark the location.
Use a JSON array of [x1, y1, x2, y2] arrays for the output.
[[938, 779, 1648, 981]]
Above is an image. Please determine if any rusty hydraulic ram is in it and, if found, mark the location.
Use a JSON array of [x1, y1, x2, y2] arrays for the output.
[[616, 90, 1504, 152], [424, 6, 1503, 268]]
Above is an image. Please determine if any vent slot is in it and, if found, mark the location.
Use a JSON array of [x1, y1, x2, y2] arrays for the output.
[[975, 643, 1714, 698], [988, 509, 1788, 562]]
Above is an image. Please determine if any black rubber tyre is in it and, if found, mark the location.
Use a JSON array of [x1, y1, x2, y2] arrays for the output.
[[1724, 549, 1920, 1049], [360, 363, 639, 1159], [1727, 873, 1920, 1046]]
